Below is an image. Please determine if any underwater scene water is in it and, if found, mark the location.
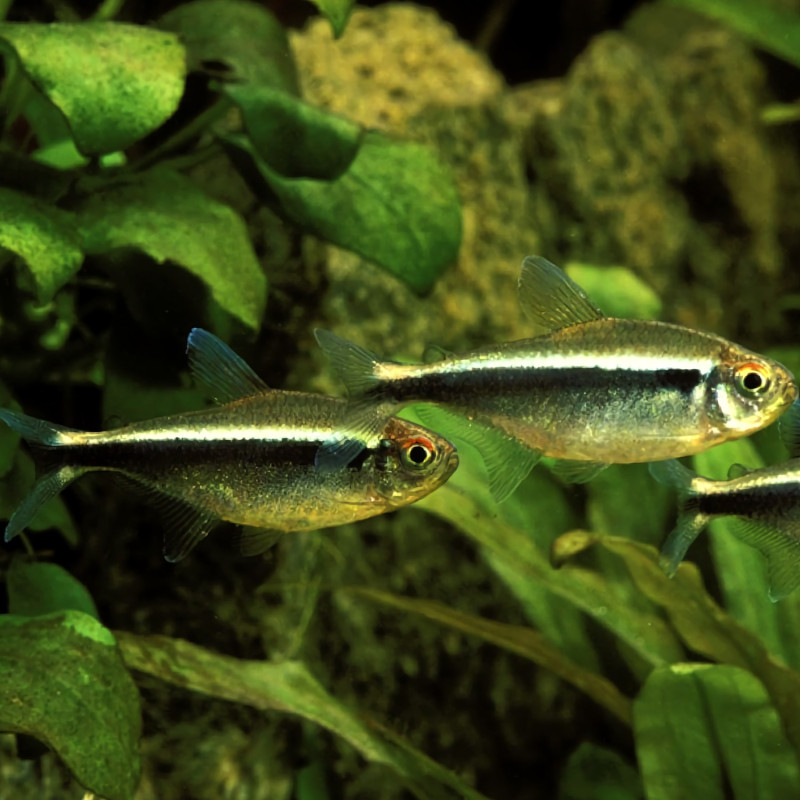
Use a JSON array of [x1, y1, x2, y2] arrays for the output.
[[2, 0, 800, 798]]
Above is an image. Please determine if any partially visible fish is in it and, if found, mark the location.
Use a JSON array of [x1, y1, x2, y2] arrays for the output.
[[0, 329, 458, 561], [315, 256, 797, 501], [651, 400, 800, 601]]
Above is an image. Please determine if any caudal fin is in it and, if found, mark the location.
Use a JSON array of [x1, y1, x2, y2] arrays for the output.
[[0, 409, 83, 541], [648, 459, 707, 577]]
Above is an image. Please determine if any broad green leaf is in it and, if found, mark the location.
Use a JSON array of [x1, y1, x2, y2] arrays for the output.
[[668, 0, 800, 68], [0, 22, 186, 155], [159, 0, 298, 91], [565, 264, 662, 320], [557, 532, 800, 754], [693, 439, 800, 670], [77, 170, 266, 330], [0, 611, 141, 800], [349, 586, 633, 726], [7, 559, 99, 619], [307, 0, 356, 38], [0, 187, 82, 302], [116, 631, 488, 800], [0, 446, 78, 546], [558, 742, 643, 800], [225, 83, 362, 180], [635, 664, 800, 800], [225, 133, 461, 293]]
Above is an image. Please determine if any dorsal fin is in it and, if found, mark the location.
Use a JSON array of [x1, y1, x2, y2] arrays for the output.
[[186, 328, 269, 405], [517, 256, 605, 335], [727, 463, 752, 480], [422, 344, 454, 364]]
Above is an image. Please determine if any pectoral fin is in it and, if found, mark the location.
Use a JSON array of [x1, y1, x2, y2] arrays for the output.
[[414, 405, 541, 503], [731, 518, 800, 602]]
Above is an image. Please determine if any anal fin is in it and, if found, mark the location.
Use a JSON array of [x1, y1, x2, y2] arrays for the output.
[[731, 518, 800, 602]]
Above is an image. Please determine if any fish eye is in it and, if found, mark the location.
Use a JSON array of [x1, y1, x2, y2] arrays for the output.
[[401, 436, 436, 470], [734, 362, 771, 396]]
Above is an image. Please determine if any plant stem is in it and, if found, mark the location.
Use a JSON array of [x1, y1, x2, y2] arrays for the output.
[[91, 0, 126, 21]]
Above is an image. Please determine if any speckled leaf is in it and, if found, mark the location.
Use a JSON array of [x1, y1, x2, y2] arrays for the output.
[[77, 170, 266, 330], [226, 133, 461, 293], [0, 612, 141, 800], [7, 559, 99, 619], [159, 0, 297, 90], [0, 22, 186, 155], [116, 631, 488, 800], [307, 0, 356, 38], [0, 187, 82, 302], [669, 0, 800, 68], [225, 83, 362, 180], [635, 664, 800, 800]]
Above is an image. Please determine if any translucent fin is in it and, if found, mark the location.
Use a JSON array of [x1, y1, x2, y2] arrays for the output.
[[315, 398, 392, 473], [779, 400, 800, 458], [731, 518, 800, 602], [314, 329, 385, 396], [727, 463, 752, 480], [517, 256, 605, 335], [186, 328, 269, 404], [415, 405, 541, 503], [0, 408, 78, 446], [5, 467, 83, 542], [422, 344, 454, 363], [550, 459, 610, 484], [158, 496, 218, 562], [649, 459, 706, 576], [232, 526, 285, 557]]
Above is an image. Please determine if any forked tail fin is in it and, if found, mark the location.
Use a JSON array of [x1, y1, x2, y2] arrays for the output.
[[0, 409, 84, 541], [648, 459, 707, 576]]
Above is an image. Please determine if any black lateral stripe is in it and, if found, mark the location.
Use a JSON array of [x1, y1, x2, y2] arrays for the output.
[[401, 366, 704, 397], [699, 482, 800, 516], [64, 438, 371, 470]]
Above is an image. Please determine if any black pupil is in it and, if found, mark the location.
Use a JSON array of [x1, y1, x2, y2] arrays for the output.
[[743, 371, 764, 391], [408, 444, 430, 464]]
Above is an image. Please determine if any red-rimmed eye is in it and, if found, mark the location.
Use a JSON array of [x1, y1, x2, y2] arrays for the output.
[[401, 436, 436, 469], [734, 361, 771, 396]]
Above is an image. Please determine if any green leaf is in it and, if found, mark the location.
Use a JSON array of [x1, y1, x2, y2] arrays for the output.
[[76, 170, 266, 330], [558, 742, 643, 800], [307, 0, 356, 38], [0, 22, 186, 155], [0, 445, 78, 546], [0, 611, 141, 800], [225, 132, 461, 293], [7, 559, 99, 619], [225, 83, 362, 180], [564, 263, 663, 320], [556, 532, 800, 755], [668, 0, 800, 68], [116, 631, 489, 800], [0, 186, 82, 302], [349, 586, 633, 726], [159, 0, 298, 91], [634, 664, 800, 800]]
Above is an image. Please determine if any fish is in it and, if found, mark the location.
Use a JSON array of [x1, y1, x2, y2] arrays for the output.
[[314, 256, 797, 502], [650, 401, 800, 601], [0, 328, 458, 562]]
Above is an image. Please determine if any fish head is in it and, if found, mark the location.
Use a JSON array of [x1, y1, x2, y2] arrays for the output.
[[369, 418, 459, 506], [709, 349, 798, 436]]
